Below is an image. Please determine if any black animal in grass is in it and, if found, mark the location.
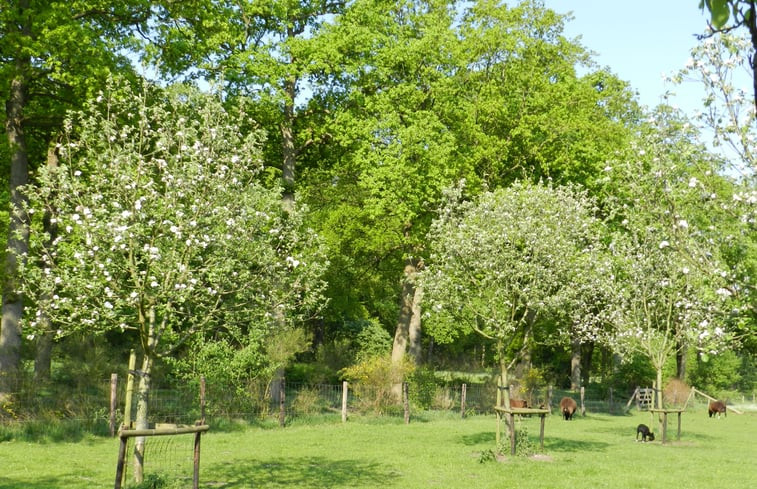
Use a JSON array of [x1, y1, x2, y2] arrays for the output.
[[708, 400, 727, 418], [636, 424, 655, 442], [559, 396, 577, 420]]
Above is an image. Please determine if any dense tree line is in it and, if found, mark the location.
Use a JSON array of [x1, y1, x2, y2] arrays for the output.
[[1, 0, 755, 417]]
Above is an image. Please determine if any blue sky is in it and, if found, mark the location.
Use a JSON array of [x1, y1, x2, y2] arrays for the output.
[[543, 1, 711, 114]]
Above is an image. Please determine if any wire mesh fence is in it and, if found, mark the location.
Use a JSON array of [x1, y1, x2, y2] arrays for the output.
[[2, 374, 756, 431]]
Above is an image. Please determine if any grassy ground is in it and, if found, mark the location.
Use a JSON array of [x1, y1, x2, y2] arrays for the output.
[[1, 406, 755, 489]]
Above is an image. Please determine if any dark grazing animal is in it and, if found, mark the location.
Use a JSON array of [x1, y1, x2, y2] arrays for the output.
[[559, 396, 577, 420], [636, 424, 655, 442], [708, 400, 727, 418]]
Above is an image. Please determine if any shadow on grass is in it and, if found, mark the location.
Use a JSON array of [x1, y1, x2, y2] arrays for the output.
[[206, 456, 400, 489], [543, 436, 611, 452], [0, 477, 69, 489], [460, 431, 495, 446]]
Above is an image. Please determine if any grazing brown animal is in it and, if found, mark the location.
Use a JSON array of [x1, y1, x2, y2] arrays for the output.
[[708, 400, 727, 418], [559, 396, 577, 420], [509, 399, 528, 409], [636, 424, 655, 442]]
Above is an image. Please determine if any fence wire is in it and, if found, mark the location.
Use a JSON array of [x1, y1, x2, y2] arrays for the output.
[[2, 375, 755, 429]]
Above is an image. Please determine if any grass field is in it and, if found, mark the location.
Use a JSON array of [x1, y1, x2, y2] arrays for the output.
[[1, 406, 755, 489]]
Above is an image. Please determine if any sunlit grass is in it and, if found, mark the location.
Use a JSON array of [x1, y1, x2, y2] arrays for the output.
[[1, 407, 755, 488]]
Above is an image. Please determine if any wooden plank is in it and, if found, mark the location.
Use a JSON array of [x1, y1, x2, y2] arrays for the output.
[[493, 406, 549, 415], [119, 425, 210, 438], [692, 388, 744, 414]]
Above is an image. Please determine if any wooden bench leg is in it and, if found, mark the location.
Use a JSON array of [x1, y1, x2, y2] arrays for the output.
[[677, 412, 681, 440], [539, 414, 545, 451], [661, 413, 668, 444]]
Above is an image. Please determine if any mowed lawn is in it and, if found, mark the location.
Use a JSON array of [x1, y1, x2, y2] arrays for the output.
[[1, 408, 755, 489]]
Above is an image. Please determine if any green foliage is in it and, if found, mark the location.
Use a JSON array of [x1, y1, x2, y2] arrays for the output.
[[290, 386, 326, 416], [354, 320, 394, 362], [340, 355, 414, 414], [407, 367, 440, 410], [478, 448, 496, 463], [514, 423, 536, 457], [287, 361, 341, 385], [609, 353, 656, 391], [521, 367, 547, 406], [126, 473, 181, 489], [704, 0, 732, 28], [170, 337, 268, 390], [689, 350, 742, 393]]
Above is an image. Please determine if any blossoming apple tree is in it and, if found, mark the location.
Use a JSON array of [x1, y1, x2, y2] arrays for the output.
[[667, 30, 756, 328], [605, 110, 739, 406], [420, 180, 613, 408], [19, 81, 327, 449]]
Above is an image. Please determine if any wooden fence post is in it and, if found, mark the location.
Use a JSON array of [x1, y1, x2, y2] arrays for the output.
[[278, 377, 286, 427], [123, 350, 136, 429], [547, 385, 553, 414], [114, 432, 128, 489], [193, 376, 206, 489], [626, 385, 639, 411], [403, 382, 410, 424], [580, 386, 586, 416], [341, 381, 348, 423], [609, 387, 614, 414], [110, 373, 118, 437], [460, 383, 467, 419]]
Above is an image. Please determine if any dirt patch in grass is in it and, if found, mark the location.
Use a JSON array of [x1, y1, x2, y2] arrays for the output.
[[530, 454, 553, 462]]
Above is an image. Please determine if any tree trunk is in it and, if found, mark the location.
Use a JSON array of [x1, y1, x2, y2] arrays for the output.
[[133, 306, 157, 484], [33, 143, 60, 383], [390, 258, 418, 398], [132, 352, 153, 484], [407, 283, 422, 364], [570, 337, 581, 390], [0, 38, 31, 392], [581, 341, 594, 388], [33, 333, 53, 383], [280, 27, 298, 212], [676, 343, 687, 380], [655, 367, 663, 410]]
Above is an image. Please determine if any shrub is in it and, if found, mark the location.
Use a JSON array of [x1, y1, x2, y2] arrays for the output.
[[663, 378, 691, 407], [407, 367, 439, 410], [291, 386, 324, 415], [521, 367, 547, 406], [610, 353, 656, 392], [354, 320, 393, 362], [340, 355, 414, 414], [689, 350, 742, 393], [287, 362, 340, 385]]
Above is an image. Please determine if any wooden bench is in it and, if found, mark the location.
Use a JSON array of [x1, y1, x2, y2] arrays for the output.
[[494, 406, 550, 455]]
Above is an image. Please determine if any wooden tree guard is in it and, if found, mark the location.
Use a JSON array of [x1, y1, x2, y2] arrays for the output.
[[494, 406, 550, 456], [648, 407, 684, 444], [109, 373, 118, 437], [114, 376, 208, 489]]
